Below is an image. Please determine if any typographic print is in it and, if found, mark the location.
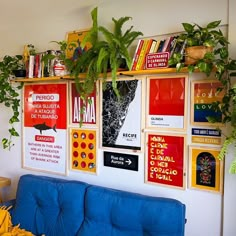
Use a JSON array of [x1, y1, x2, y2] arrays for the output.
[[102, 80, 141, 150]]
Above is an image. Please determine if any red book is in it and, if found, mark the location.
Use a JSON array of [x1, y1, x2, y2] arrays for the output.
[[131, 39, 144, 71]]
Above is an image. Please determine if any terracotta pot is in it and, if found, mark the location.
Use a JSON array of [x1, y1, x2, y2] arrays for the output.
[[185, 46, 213, 65]]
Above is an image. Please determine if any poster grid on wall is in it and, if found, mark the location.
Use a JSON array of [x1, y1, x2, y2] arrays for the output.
[[100, 77, 144, 151], [69, 127, 97, 174], [146, 75, 188, 131], [145, 132, 186, 190], [190, 79, 225, 127], [188, 145, 224, 193], [22, 82, 68, 175], [68, 81, 99, 128]]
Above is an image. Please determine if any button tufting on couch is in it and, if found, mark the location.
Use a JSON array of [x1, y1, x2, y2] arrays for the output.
[[2, 174, 186, 236]]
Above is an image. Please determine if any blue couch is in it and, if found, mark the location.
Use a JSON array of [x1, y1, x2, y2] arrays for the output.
[[4, 174, 186, 236]]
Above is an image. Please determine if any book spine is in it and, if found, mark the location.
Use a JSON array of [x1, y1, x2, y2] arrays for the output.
[[28, 55, 35, 78], [141, 39, 154, 70], [131, 39, 144, 71], [149, 40, 157, 54], [153, 40, 161, 53], [135, 39, 149, 71]]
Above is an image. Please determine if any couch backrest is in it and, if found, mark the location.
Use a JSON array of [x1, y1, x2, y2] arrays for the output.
[[78, 185, 186, 236], [12, 174, 89, 236]]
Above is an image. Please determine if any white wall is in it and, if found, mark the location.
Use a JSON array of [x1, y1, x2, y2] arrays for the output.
[[0, 1, 232, 236]]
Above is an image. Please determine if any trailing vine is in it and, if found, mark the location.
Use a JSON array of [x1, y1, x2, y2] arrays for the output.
[[0, 55, 23, 150]]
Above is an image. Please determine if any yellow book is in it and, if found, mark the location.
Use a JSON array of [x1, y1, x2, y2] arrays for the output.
[[135, 39, 149, 70]]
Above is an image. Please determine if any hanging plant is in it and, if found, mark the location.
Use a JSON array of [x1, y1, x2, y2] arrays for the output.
[[0, 55, 23, 150]]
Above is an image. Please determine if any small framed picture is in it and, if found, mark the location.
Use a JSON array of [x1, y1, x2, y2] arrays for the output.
[[188, 145, 224, 193], [68, 81, 99, 127], [146, 75, 188, 131], [65, 29, 92, 60], [70, 128, 97, 174], [191, 80, 224, 126]]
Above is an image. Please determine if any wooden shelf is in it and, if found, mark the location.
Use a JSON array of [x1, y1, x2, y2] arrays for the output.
[[12, 67, 190, 83]]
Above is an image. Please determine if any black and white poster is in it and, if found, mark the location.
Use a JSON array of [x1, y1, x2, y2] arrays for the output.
[[102, 79, 142, 150]]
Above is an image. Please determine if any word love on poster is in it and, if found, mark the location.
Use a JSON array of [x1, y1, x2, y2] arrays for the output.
[[146, 133, 186, 189], [23, 83, 67, 175]]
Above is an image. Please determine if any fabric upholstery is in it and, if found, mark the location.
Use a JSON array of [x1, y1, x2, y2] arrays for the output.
[[78, 186, 185, 236], [8, 174, 186, 236], [11, 175, 88, 236]]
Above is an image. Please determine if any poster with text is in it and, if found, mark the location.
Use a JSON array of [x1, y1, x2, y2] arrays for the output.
[[145, 132, 186, 189], [69, 81, 98, 126], [23, 83, 67, 175], [191, 80, 224, 126], [189, 146, 223, 193], [102, 78, 142, 150], [147, 75, 188, 131]]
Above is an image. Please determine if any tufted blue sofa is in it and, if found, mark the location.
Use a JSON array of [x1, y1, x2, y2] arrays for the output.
[[4, 174, 186, 236]]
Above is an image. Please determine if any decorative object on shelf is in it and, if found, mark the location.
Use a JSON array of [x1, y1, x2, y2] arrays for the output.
[[169, 20, 236, 173], [168, 20, 228, 75], [68, 7, 143, 99], [0, 55, 23, 150]]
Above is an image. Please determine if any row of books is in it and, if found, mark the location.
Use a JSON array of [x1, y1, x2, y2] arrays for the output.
[[25, 50, 62, 78], [131, 35, 186, 71]]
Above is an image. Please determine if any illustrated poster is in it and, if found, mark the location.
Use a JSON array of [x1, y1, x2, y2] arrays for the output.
[[23, 83, 67, 175], [189, 146, 223, 193], [147, 76, 187, 130], [146, 133, 186, 189], [102, 79, 142, 150]]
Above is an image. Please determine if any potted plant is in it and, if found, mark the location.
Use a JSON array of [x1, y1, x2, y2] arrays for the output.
[[0, 55, 23, 150], [168, 20, 229, 76], [68, 7, 143, 99], [169, 20, 236, 173]]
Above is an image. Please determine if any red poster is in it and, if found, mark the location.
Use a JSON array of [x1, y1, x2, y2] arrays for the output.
[[147, 76, 187, 130], [149, 77, 185, 116], [23, 83, 67, 175], [146, 133, 185, 189], [70, 82, 97, 125]]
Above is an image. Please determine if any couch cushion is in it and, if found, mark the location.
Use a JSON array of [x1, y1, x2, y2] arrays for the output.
[[12, 174, 89, 236], [78, 186, 186, 236]]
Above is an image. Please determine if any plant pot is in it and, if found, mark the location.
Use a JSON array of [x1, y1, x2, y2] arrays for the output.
[[185, 46, 213, 65], [13, 69, 26, 78]]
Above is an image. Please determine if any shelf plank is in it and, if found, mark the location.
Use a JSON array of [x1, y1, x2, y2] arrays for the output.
[[12, 68, 190, 83]]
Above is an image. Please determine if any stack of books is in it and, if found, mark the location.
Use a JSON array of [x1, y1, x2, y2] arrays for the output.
[[131, 35, 186, 71]]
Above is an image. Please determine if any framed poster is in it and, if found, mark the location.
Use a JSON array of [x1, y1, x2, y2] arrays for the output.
[[69, 81, 99, 127], [23, 83, 68, 175], [189, 146, 223, 193], [70, 128, 97, 174], [66, 29, 92, 60], [191, 80, 224, 126], [146, 75, 188, 131], [101, 77, 143, 150], [145, 132, 186, 189]]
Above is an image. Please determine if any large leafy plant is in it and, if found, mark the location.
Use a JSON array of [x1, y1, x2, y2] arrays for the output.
[[69, 7, 143, 99]]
